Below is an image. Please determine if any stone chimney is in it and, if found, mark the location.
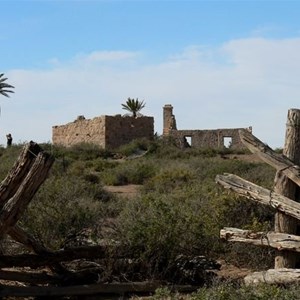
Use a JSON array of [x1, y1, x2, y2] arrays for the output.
[[163, 104, 177, 135]]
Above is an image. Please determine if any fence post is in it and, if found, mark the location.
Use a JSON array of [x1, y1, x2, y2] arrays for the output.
[[274, 109, 300, 268]]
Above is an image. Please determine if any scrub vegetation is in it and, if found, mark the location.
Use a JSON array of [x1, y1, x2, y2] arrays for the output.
[[0, 138, 295, 298]]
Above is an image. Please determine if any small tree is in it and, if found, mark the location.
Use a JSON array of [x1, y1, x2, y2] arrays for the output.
[[0, 74, 14, 98], [122, 98, 146, 118]]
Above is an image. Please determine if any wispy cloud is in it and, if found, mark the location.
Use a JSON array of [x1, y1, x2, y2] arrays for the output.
[[4, 38, 300, 148], [48, 50, 141, 69], [82, 51, 140, 63]]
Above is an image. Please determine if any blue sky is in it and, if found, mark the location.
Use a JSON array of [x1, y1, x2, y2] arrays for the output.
[[2, 0, 300, 148]]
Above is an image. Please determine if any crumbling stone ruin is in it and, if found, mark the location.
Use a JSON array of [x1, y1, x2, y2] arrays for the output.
[[52, 104, 250, 151], [52, 114, 154, 149], [163, 104, 252, 150]]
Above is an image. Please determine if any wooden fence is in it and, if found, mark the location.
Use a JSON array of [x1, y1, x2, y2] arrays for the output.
[[217, 108, 300, 284], [0, 141, 202, 298]]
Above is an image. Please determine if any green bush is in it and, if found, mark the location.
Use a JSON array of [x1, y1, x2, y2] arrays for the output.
[[47, 142, 113, 161], [121, 156, 276, 271], [0, 141, 278, 280], [116, 193, 208, 277], [21, 176, 118, 249], [100, 160, 157, 185], [116, 138, 152, 157], [0, 144, 24, 180], [146, 282, 300, 300], [143, 165, 197, 194], [188, 282, 300, 300]]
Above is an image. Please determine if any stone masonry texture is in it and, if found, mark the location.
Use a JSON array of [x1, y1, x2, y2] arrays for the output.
[[52, 115, 154, 149], [163, 104, 251, 150], [52, 105, 249, 150]]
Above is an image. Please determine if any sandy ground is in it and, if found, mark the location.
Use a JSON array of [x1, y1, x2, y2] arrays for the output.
[[104, 184, 141, 199]]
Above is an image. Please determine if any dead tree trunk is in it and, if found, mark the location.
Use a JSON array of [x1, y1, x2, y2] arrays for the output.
[[0, 142, 50, 252], [0, 151, 54, 238], [0, 142, 69, 274], [0, 141, 43, 207], [274, 109, 300, 268]]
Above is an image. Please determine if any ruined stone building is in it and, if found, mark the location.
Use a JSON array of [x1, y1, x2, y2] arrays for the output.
[[163, 104, 251, 150], [52, 104, 250, 151], [52, 114, 154, 149]]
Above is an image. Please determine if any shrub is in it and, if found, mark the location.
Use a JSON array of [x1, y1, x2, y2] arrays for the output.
[[48, 143, 113, 161], [143, 165, 197, 194], [189, 282, 300, 300], [116, 138, 152, 157], [100, 160, 157, 186], [21, 176, 118, 249], [0, 140, 278, 278], [0, 144, 24, 180], [116, 191, 221, 279]]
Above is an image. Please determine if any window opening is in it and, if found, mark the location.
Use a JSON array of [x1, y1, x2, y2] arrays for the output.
[[184, 136, 192, 147], [223, 137, 232, 148]]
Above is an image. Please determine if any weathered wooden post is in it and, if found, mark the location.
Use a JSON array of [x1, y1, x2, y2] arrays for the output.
[[274, 109, 300, 268]]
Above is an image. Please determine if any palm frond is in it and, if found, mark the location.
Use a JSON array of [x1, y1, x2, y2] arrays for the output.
[[0, 73, 14, 97], [0, 90, 14, 97], [121, 98, 146, 117]]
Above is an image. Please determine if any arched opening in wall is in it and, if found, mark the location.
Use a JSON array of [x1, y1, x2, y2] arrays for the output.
[[184, 136, 192, 148], [223, 136, 232, 148]]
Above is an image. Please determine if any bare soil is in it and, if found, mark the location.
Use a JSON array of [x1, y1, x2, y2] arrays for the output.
[[104, 184, 141, 199], [215, 260, 253, 281], [219, 153, 262, 163]]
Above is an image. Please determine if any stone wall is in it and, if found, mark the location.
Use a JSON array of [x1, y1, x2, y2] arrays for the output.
[[52, 116, 106, 148], [163, 104, 251, 150], [52, 115, 154, 149], [169, 128, 251, 149], [104, 115, 154, 149]]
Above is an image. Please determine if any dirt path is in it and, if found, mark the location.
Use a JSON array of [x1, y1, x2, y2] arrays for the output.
[[104, 184, 141, 199], [215, 260, 252, 281]]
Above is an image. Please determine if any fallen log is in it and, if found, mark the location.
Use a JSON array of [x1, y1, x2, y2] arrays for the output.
[[0, 269, 58, 285], [244, 268, 300, 285], [239, 129, 300, 188], [0, 267, 106, 285], [220, 227, 300, 252], [0, 245, 125, 268], [216, 173, 300, 221], [0, 281, 199, 297]]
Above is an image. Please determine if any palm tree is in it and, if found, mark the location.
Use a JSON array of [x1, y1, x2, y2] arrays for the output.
[[0, 73, 14, 97], [122, 98, 146, 118]]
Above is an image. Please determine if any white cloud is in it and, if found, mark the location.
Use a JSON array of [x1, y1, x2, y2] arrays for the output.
[[4, 40, 300, 148], [82, 50, 140, 63], [48, 51, 141, 69]]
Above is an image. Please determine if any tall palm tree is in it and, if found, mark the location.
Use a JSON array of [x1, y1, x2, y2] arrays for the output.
[[122, 98, 146, 118], [0, 73, 14, 97]]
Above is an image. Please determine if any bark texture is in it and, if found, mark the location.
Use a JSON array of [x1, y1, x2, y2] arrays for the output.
[[274, 109, 300, 268], [244, 268, 300, 285], [216, 173, 300, 221], [221, 227, 300, 252]]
